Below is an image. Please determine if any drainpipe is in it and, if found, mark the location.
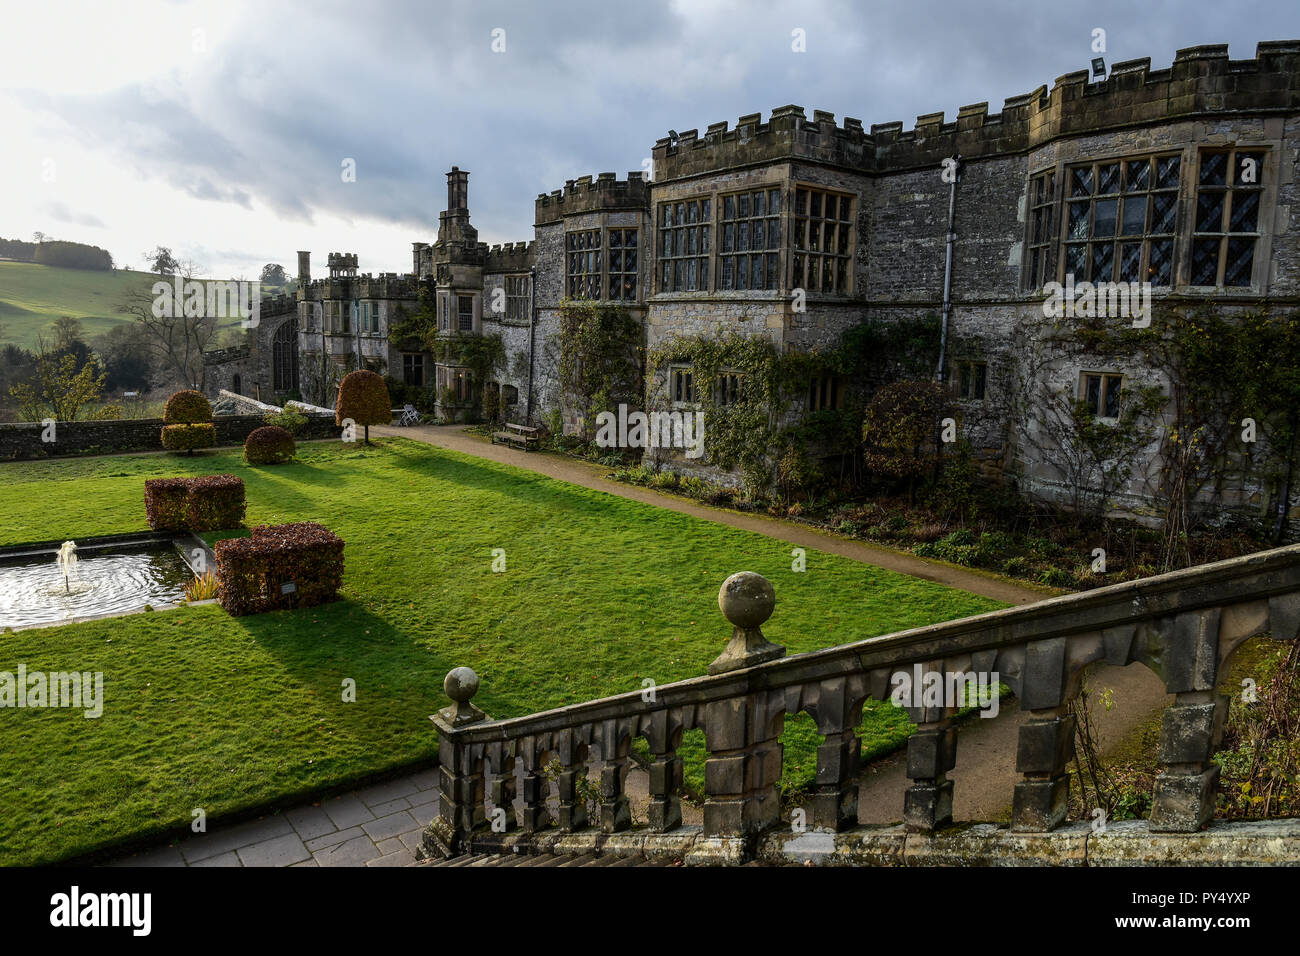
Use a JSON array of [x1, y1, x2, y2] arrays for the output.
[[936, 154, 962, 383], [525, 267, 537, 424]]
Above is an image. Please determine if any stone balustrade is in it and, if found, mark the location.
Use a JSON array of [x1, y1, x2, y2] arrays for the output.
[[424, 545, 1300, 862]]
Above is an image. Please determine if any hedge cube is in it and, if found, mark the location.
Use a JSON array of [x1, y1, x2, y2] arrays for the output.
[[215, 522, 344, 616], [144, 474, 245, 532]]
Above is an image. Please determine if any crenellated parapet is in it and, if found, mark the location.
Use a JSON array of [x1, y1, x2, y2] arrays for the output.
[[653, 105, 871, 181], [653, 40, 1300, 179], [485, 240, 536, 274], [535, 171, 649, 225]]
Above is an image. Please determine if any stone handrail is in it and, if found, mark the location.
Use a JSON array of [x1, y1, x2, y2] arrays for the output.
[[425, 544, 1300, 858]]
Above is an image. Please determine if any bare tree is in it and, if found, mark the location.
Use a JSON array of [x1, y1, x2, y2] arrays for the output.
[[117, 267, 218, 391]]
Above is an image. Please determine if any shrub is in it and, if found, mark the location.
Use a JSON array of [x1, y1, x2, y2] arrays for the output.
[[244, 425, 296, 465], [215, 522, 345, 616], [163, 389, 212, 424], [261, 404, 307, 436], [185, 474, 246, 531], [144, 475, 245, 531], [161, 423, 215, 454], [185, 572, 219, 602], [143, 478, 191, 531], [335, 369, 390, 443]]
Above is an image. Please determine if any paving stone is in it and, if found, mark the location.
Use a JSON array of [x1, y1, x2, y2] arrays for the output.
[[289, 860, 319, 867], [408, 800, 438, 827], [322, 795, 375, 830], [398, 829, 426, 852], [355, 777, 420, 808], [304, 826, 365, 853], [178, 816, 294, 864], [313, 835, 381, 867], [237, 833, 311, 867], [368, 797, 412, 818], [366, 848, 417, 867], [408, 769, 439, 791], [287, 805, 338, 841], [362, 810, 420, 842], [375, 837, 404, 855], [191, 850, 242, 867]]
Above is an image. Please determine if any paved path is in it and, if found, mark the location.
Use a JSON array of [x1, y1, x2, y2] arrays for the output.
[[109, 769, 441, 868], [106, 425, 1170, 865]]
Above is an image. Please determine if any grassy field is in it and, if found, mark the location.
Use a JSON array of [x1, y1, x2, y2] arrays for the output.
[[0, 438, 1003, 864], [0, 261, 290, 349], [0, 262, 162, 348]]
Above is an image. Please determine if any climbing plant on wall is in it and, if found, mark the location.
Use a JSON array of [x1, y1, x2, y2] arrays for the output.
[[645, 314, 946, 496], [1009, 303, 1300, 564], [556, 299, 643, 441]]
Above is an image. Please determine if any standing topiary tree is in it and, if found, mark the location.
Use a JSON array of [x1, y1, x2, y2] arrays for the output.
[[335, 369, 390, 444], [161, 389, 215, 455]]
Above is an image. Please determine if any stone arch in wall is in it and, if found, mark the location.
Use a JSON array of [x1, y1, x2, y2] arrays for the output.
[[272, 317, 299, 393]]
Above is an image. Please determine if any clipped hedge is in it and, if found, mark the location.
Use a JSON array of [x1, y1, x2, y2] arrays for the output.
[[186, 474, 247, 531], [164, 390, 213, 424], [244, 425, 295, 465], [161, 423, 216, 454], [142, 478, 191, 531], [215, 522, 344, 616], [144, 474, 246, 532]]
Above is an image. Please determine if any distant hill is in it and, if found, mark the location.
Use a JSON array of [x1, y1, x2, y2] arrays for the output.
[[0, 261, 290, 349], [0, 262, 160, 348]]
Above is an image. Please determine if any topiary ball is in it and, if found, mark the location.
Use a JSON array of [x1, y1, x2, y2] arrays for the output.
[[244, 425, 296, 465], [164, 389, 213, 424]]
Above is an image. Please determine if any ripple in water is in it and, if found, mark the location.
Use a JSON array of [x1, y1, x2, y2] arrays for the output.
[[0, 547, 192, 630]]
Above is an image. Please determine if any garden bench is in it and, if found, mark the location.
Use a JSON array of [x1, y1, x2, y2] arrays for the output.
[[491, 422, 539, 451]]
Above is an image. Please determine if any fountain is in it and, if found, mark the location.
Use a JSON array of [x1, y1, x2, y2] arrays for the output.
[[55, 541, 78, 594]]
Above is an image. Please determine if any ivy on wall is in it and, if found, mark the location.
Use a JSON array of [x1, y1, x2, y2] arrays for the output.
[[1010, 303, 1300, 561], [556, 299, 643, 440], [644, 314, 943, 494]]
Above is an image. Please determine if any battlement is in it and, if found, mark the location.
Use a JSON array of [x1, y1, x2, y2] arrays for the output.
[[535, 171, 649, 225], [301, 272, 418, 301], [485, 241, 536, 273], [653, 105, 871, 180], [327, 252, 359, 276], [653, 40, 1300, 178]]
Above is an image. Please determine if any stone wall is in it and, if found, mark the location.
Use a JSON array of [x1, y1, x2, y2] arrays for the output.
[[0, 414, 339, 461]]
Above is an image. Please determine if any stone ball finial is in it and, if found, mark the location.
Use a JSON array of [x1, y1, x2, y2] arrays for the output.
[[444, 666, 479, 704], [718, 572, 775, 630]]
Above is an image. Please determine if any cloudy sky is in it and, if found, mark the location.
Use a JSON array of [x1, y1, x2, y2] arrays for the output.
[[1, 0, 1297, 279]]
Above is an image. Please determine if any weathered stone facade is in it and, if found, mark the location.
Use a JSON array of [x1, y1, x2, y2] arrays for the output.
[[209, 40, 1300, 528]]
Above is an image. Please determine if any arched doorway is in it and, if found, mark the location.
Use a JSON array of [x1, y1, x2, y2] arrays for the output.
[[272, 319, 299, 393]]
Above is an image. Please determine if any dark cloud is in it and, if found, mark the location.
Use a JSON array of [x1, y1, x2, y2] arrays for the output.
[[14, 0, 1300, 265]]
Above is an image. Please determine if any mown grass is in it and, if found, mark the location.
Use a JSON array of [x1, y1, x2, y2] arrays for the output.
[[0, 438, 1003, 863]]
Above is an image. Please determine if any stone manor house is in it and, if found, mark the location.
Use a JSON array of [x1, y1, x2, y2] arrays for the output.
[[205, 40, 1300, 529]]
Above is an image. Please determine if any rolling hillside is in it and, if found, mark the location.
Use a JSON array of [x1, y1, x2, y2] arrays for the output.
[[0, 261, 161, 348]]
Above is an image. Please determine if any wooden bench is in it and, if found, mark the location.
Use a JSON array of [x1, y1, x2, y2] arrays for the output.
[[492, 422, 540, 451]]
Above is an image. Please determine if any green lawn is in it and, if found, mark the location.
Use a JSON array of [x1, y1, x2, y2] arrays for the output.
[[0, 438, 1003, 864], [0, 262, 162, 349]]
